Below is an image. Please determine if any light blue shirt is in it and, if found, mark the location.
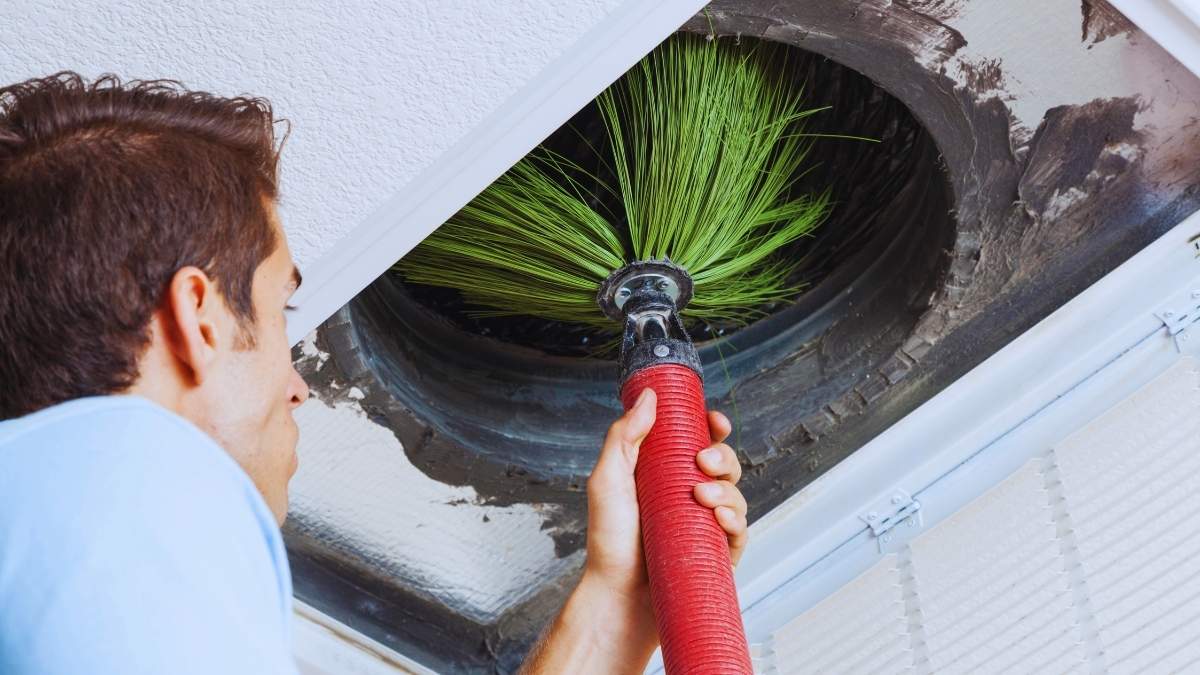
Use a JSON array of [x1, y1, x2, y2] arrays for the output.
[[0, 395, 298, 674]]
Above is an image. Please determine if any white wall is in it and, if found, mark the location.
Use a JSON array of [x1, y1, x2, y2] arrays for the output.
[[0, 0, 622, 268]]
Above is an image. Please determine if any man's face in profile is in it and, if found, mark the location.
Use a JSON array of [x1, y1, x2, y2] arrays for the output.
[[198, 204, 309, 524]]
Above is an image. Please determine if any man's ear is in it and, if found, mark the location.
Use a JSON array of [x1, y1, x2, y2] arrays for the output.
[[161, 266, 223, 385]]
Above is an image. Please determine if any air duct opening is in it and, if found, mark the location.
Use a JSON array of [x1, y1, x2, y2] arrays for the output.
[[312, 35, 956, 500], [395, 40, 947, 357]]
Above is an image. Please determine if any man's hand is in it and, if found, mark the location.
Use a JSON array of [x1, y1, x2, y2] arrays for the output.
[[585, 387, 748, 590], [519, 389, 749, 674]]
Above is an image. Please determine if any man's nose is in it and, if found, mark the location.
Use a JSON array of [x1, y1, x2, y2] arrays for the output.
[[288, 367, 310, 409]]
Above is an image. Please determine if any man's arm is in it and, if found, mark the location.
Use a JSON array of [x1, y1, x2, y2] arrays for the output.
[[519, 570, 659, 672], [520, 389, 749, 674]]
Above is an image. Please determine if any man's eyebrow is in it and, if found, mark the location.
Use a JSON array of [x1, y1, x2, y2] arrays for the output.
[[289, 266, 303, 292]]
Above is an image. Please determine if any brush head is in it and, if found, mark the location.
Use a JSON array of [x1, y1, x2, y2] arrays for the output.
[[394, 34, 832, 340]]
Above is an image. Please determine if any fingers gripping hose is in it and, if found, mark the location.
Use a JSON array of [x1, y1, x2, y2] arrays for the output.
[[621, 364, 752, 674]]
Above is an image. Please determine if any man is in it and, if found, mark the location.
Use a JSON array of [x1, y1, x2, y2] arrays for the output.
[[0, 73, 749, 673]]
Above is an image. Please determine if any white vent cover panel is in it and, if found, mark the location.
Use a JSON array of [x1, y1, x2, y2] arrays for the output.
[[909, 461, 1084, 673], [1056, 357, 1200, 673], [752, 356, 1200, 674], [756, 555, 914, 674], [727, 210, 1200, 675]]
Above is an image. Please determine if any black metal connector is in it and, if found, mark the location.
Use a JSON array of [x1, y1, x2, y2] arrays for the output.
[[597, 260, 703, 383]]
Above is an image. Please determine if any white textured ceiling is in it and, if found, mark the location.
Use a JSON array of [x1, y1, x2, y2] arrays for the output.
[[1, 0, 623, 268]]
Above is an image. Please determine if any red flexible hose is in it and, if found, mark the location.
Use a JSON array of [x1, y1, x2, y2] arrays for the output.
[[620, 363, 752, 675]]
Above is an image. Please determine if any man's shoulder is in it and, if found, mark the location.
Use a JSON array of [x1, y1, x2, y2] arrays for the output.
[[0, 395, 279, 547], [0, 395, 282, 547], [3, 394, 216, 457], [0, 395, 253, 501]]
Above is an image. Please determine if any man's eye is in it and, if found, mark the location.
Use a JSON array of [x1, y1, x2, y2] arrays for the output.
[[285, 304, 298, 312]]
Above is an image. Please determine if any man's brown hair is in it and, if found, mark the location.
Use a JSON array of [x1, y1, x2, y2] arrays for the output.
[[0, 72, 283, 420]]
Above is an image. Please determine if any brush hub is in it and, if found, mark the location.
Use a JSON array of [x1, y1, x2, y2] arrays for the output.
[[596, 260, 694, 322]]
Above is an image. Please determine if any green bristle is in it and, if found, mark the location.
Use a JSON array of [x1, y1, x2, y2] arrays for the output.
[[395, 34, 832, 333]]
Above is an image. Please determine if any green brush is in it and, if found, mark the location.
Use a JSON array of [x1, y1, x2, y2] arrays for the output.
[[395, 33, 831, 334]]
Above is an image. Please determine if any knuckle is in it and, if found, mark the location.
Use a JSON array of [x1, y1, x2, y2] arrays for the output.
[[710, 480, 729, 502]]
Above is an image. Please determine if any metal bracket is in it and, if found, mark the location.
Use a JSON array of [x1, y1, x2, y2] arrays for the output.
[[859, 490, 922, 553], [1153, 287, 1200, 352]]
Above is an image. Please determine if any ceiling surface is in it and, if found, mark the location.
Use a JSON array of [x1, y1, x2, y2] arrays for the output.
[[1, 0, 623, 268]]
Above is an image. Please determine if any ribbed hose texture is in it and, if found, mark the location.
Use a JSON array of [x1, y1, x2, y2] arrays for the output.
[[620, 363, 752, 675]]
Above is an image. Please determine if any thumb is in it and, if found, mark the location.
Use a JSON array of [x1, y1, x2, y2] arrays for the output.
[[621, 387, 657, 460], [600, 388, 657, 471]]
